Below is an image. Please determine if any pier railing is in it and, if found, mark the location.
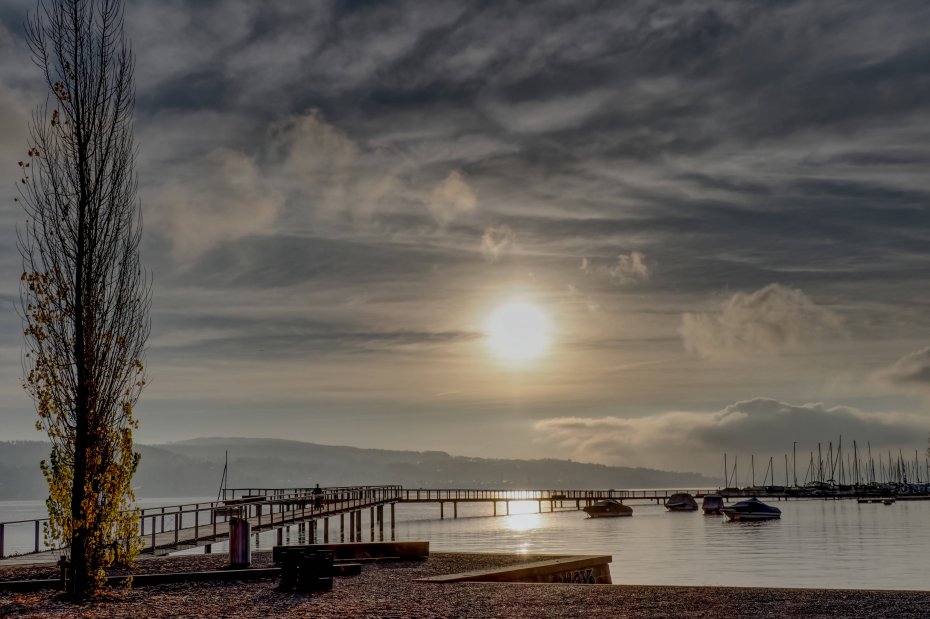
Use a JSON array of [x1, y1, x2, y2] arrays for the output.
[[0, 485, 403, 560], [397, 488, 723, 501]]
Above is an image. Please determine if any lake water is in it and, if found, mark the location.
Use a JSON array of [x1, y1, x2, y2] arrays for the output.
[[3, 497, 929, 590]]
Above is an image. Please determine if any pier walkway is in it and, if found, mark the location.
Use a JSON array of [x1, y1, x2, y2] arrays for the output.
[[0, 485, 401, 562]]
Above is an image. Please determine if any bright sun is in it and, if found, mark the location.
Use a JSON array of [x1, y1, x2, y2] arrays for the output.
[[486, 301, 551, 363]]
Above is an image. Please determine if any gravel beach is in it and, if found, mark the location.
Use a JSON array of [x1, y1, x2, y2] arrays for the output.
[[2, 552, 929, 618]]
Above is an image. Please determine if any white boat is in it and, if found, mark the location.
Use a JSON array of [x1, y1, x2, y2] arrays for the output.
[[583, 499, 633, 518], [721, 497, 781, 522]]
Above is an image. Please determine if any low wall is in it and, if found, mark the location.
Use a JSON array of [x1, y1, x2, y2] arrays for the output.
[[272, 541, 429, 563], [418, 555, 612, 585]]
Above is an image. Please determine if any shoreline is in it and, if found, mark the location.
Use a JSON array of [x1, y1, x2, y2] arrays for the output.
[[2, 552, 930, 617]]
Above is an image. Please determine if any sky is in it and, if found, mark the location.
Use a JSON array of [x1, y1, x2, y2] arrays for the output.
[[1, 0, 930, 477]]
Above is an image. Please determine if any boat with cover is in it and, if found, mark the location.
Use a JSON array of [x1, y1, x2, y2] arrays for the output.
[[701, 493, 725, 515], [583, 499, 633, 518], [664, 492, 699, 511], [721, 497, 781, 522]]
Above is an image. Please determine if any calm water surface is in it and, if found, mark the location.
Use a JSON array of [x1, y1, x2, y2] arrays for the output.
[[3, 497, 928, 590]]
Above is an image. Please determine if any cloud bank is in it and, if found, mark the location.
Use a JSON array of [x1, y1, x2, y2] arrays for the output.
[[535, 398, 926, 473]]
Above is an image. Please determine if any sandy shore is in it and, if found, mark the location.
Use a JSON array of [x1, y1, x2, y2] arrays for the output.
[[2, 552, 929, 618]]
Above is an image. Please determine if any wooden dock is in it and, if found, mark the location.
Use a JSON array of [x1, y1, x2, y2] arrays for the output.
[[0, 486, 402, 562]]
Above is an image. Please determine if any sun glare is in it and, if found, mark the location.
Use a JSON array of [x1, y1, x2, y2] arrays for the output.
[[486, 301, 551, 363]]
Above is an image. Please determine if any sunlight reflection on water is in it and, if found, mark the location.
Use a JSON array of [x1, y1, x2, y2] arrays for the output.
[[390, 499, 930, 590]]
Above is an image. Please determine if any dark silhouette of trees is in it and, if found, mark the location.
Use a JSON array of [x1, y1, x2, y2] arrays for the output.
[[18, 0, 149, 599]]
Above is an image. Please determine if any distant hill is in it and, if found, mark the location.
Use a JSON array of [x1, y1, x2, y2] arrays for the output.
[[0, 438, 716, 500]]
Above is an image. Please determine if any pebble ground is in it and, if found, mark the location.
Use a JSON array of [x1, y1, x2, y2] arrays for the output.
[[2, 552, 929, 618]]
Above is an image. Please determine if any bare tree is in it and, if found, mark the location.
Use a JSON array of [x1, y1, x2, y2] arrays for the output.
[[18, 0, 149, 599]]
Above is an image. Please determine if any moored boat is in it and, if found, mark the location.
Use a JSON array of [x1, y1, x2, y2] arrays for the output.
[[665, 492, 699, 511], [583, 499, 633, 518], [721, 497, 781, 522], [702, 493, 725, 515]]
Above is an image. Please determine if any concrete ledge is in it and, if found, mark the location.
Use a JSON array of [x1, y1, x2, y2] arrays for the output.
[[418, 555, 612, 585], [0, 568, 281, 592], [0, 563, 366, 592], [272, 541, 428, 563]]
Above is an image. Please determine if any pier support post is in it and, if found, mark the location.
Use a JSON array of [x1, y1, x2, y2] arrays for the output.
[[370, 507, 375, 541], [453, 502, 458, 519], [493, 501, 497, 516], [440, 502, 444, 520], [506, 501, 510, 516], [205, 544, 211, 554], [324, 518, 329, 543], [538, 500, 542, 513], [356, 510, 362, 540], [391, 503, 396, 541], [341, 513, 345, 542], [378, 506, 384, 541], [276, 528, 283, 546], [550, 500, 554, 513]]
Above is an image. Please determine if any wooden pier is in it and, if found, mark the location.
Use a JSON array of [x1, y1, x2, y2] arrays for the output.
[[0, 485, 402, 561]]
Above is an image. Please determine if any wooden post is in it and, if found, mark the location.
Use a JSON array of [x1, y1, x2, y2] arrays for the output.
[[370, 507, 375, 541], [324, 518, 329, 543], [440, 502, 444, 520], [151, 515, 156, 552], [174, 513, 179, 548], [341, 513, 345, 542], [391, 503, 396, 541], [34, 520, 40, 553], [194, 509, 199, 543], [205, 544, 211, 554], [506, 501, 510, 516], [0, 522, 4, 558], [378, 506, 384, 541], [453, 502, 458, 519], [493, 501, 497, 516], [356, 510, 362, 540], [277, 527, 283, 546]]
